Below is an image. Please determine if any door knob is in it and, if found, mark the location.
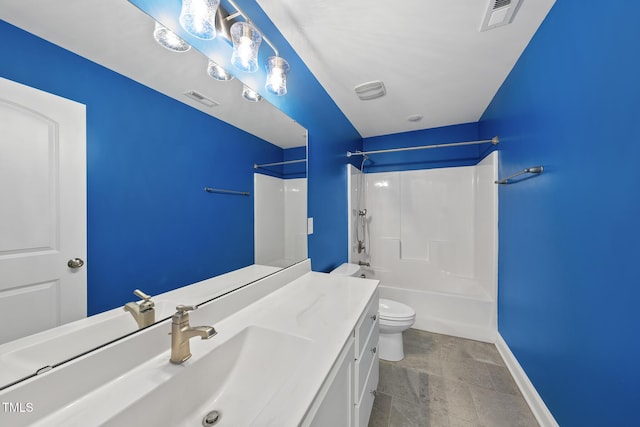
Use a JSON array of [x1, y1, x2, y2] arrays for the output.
[[67, 258, 84, 269]]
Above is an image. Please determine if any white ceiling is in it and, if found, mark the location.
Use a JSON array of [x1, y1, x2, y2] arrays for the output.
[[0, 0, 307, 149], [1, 0, 555, 142], [258, 0, 555, 137]]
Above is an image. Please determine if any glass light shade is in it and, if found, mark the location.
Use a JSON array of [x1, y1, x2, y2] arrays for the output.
[[242, 85, 263, 102], [179, 0, 220, 40], [153, 22, 191, 52], [207, 60, 234, 81], [230, 22, 262, 73], [265, 56, 290, 96]]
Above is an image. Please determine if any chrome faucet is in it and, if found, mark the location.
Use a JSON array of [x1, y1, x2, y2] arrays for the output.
[[170, 305, 216, 364], [123, 289, 155, 329]]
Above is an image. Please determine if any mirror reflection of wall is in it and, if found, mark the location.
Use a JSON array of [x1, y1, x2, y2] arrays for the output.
[[0, 4, 307, 389]]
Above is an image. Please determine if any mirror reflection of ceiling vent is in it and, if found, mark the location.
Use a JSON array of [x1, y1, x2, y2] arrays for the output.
[[354, 81, 386, 101], [480, 0, 523, 31], [184, 90, 219, 107]]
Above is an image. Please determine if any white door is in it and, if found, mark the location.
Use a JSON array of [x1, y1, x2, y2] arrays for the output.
[[0, 77, 86, 345]]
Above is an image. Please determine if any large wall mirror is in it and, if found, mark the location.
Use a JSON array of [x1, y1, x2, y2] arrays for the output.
[[0, 0, 307, 389]]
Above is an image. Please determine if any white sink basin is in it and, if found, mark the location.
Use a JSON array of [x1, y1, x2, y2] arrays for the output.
[[103, 326, 311, 427]]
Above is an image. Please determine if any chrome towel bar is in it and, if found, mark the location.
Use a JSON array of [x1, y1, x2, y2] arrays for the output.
[[495, 166, 543, 184], [204, 187, 250, 196]]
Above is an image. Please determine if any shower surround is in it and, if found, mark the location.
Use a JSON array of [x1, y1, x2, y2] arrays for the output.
[[348, 152, 498, 342], [254, 173, 308, 268]]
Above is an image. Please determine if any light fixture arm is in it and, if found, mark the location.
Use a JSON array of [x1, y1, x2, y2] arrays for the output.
[[226, 0, 279, 56]]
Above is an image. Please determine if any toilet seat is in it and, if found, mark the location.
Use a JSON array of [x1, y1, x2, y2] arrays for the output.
[[379, 314, 415, 323], [379, 298, 415, 321]]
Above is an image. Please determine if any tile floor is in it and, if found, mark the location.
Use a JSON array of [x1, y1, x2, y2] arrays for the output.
[[368, 329, 539, 427]]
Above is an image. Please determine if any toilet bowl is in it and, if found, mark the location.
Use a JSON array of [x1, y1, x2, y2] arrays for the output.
[[329, 263, 416, 361], [378, 298, 415, 361]]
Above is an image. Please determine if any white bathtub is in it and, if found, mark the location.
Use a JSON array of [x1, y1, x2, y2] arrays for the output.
[[360, 267, 496, 343]]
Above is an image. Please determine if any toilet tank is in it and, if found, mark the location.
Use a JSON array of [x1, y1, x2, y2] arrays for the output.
[[329, 263, 362, 277]]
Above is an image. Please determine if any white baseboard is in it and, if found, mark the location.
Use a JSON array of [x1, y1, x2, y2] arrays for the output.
[[495, 333, 559, 427]]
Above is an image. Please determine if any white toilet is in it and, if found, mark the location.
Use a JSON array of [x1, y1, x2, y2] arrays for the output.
[[377, 298, 416, 361], [330, 263, 416, 361]]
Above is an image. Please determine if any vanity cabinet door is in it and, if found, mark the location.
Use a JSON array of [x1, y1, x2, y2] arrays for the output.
[[305, 338, 354, 427], [353, 290, 380, 427], [355, 325, 379, 402], [355, 356, 379, 427]]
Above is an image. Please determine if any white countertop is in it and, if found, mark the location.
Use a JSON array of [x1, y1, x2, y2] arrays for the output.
[[11, 267, 378, 426], [222, 271, 379, 425]]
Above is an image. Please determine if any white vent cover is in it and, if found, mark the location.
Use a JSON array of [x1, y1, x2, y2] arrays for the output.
[[184, 90, 219, 107], [480, 0, 523, 31], [354, 80, 386, 101]]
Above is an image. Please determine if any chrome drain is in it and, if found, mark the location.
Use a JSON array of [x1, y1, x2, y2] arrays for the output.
[[202, 410, 222, 426]]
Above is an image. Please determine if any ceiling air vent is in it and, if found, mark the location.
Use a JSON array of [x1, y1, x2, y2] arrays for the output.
[[184, 90, 219, 107], [354, 80, 386, 101], [480, 0, 523, 31]]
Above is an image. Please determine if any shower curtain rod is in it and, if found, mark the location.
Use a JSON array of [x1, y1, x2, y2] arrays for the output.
[[254, 159, 306, 169], [346, 136, 499, 157]]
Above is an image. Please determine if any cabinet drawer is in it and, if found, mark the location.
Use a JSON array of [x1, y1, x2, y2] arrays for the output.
[[355, 325, 378, 402], [355, 291, 378, 356], [355, 356, 379, 427]]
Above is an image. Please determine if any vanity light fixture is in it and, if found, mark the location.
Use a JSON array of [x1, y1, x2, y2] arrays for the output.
[[170, 0, 290, 98], [265, 56, 290, 96], [207, 60, 234, 81], [242, 85, 263, 102], [153, 22, 191, 52], [180, 0, 220, 40], [225, 0, 290, 96], [230, 22, 262, 73]]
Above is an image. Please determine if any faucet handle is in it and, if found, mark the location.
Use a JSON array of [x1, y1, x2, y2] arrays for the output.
[[134, 289, 155, 311], [133, 289, 152, 302], [175, 304, 197, 314]]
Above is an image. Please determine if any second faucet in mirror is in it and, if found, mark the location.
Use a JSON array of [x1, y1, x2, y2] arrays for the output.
[[123, 289, 155, 329]]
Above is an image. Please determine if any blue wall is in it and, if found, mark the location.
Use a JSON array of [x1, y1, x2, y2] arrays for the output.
[[362, 122, 487, 173], [480, 2, 640, 425], [0, 20, 286, 315]]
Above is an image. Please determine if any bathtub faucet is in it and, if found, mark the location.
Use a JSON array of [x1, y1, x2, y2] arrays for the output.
[[358, 261, 370, 267]]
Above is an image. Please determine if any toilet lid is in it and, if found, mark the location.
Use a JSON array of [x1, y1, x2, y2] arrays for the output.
[[379, 298, 415, 319]]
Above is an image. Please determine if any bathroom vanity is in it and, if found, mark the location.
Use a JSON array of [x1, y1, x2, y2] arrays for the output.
[[304, 288, 379, 427], [0, 260, 379, 426]]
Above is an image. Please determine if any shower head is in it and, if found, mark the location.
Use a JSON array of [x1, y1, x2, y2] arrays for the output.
[[359, 155, 373, 172]]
